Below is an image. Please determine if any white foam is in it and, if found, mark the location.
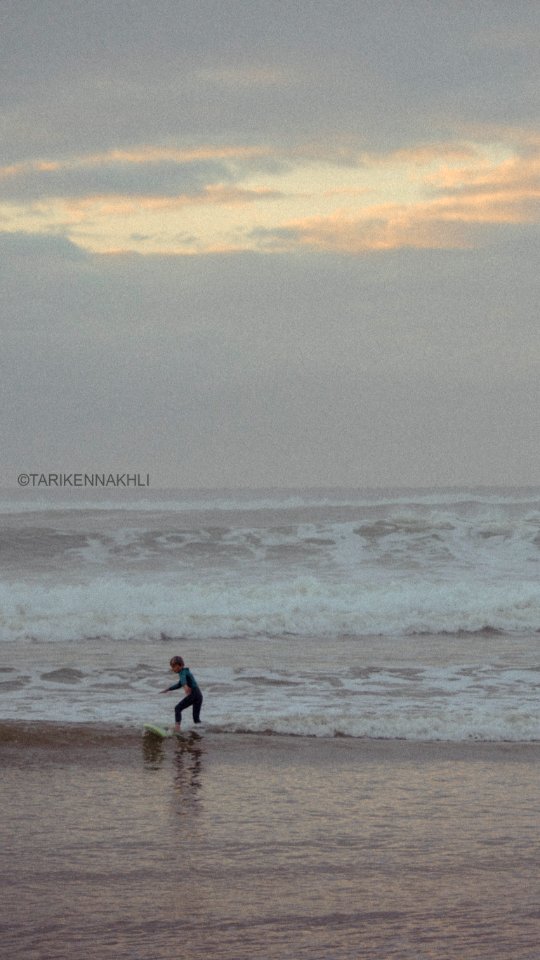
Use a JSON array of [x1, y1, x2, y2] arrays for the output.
[[0, 573, 539, 643], [2, 658, 538, 741]]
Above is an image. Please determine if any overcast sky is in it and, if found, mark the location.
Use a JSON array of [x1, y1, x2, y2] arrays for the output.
[[1, 0, 538, 487]]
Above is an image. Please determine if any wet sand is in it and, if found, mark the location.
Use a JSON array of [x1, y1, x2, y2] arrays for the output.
[[1, 724, 539, 960]]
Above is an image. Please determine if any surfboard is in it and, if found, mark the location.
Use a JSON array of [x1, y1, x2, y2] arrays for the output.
[[143, 723, 171, 738]]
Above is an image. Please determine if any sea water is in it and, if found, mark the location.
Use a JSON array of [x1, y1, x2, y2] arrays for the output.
[[0, 486, 538, 740]]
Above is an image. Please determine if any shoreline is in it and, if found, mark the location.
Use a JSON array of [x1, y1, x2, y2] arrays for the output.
[[1, 632, 538, 742], [1, 718, 539, 759]]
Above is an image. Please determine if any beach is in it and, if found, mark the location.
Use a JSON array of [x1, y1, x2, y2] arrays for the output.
[[1, 724, 538, 960]]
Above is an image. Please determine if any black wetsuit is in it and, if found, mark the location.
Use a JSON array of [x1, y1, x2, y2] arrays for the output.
[[168, 667, 203, 724]]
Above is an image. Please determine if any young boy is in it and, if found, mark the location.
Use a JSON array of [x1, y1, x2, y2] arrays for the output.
[[161, 656, 203, 733]]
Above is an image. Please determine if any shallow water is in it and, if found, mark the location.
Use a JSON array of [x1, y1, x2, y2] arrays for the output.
[[2, 487, 539, 743], [1, 731, 538, 959], [2, 632, 539, 741]]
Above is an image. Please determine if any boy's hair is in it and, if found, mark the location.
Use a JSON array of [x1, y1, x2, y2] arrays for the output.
[[170, 655, 184, 668]]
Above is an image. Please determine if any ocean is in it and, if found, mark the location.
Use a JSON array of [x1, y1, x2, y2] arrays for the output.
[[1, 486, 538, 741]]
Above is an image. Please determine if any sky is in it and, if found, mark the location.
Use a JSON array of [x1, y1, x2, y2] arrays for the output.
[[1, 0, 539, 488]]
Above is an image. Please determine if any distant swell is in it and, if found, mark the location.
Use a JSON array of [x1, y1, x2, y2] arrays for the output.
[[1, 485, 539, 515]]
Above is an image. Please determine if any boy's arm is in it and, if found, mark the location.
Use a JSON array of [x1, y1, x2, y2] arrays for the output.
[[160, 679, 182, 693]]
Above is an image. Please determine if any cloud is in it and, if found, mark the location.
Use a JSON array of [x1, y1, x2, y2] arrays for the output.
[[0, 145, 271, 178], [278, 193, 539, 256], [0, 230, 87, 260], [1, 134, 538, 256], [3, 0, 538, 166], [61, 185, 283, 217], [261, 209, 473, 254], [0, 146, 275, 201], [427, 143, 540, 200], [252, 138, 540, 254]]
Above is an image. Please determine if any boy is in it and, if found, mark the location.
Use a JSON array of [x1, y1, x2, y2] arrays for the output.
[[161, 656, 203, 733]]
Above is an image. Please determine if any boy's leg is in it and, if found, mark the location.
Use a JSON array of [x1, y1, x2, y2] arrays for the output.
[[193, 691, 203, 723], [175, 692, 195, 728]]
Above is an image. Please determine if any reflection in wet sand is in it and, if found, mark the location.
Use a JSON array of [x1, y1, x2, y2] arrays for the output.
[[171, 733, 204, 816], [1, 733, 538, 960], [142, 732, 167, 769]]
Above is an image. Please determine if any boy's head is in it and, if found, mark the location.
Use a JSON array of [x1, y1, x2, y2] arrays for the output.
[[170, 655, 184, 672]]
